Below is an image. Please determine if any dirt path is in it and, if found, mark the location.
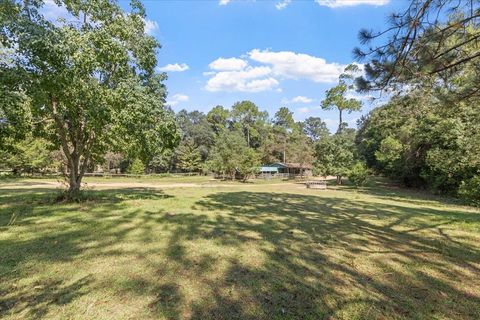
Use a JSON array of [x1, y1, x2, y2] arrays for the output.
[[0, 180, 302, 190]]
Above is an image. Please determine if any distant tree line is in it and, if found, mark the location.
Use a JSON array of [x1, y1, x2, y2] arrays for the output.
[[0, 99, 349, 180]]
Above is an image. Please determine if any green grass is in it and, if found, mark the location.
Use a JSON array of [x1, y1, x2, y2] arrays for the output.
[[0, 178, 479, 319]]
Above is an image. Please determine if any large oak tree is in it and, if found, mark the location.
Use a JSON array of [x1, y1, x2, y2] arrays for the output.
[[0, 0, 177, 198]]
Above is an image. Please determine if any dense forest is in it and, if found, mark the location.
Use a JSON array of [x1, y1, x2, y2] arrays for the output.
[[1, 0, 479, 203]]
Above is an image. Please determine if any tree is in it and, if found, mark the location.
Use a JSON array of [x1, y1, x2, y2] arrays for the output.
[[303, 117, 329, 142], [321, 64, 362, 133], [207, 105, 230, 135], [1, 0, 177, 198], [458, 175, 480, 206], [176, 110, 215, 161], [208, 130, 243, 179], [236, 147, 261, 182], [356, 94, 432, 187], [314, 130, 356, 184], [274, 107, 295, 129], [148, 149, 174, 173], [0, 89, 31, 150], [375, 136, 405, 177], [1, 136, 54, 174], [176, 140, 202, 173], [354, 0, 480, 99], [259, 128, 282, 164], [273, 107, 295, 162], [207, 130, 260, 181], [231, 101, 268, 148], [285, 129, 314, 171]]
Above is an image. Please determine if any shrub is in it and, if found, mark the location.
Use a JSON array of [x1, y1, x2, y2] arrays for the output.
[[347, 162, 369, 187], [128, 159, 145, 175], [458, 175, 480, 206]]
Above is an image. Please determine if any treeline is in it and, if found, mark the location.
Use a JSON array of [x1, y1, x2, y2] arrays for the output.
[[357, 90, 480, 204], [0, 101, 330, 179], [166, 102, 320, 180]]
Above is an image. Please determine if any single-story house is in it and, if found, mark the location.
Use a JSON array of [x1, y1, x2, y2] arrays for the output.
[[259, 166, 279, 174], [259, 162, 313, 177]]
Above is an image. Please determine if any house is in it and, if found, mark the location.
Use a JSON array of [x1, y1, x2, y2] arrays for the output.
[[259, 166, 279, 174], [258, 162, 313, 178]]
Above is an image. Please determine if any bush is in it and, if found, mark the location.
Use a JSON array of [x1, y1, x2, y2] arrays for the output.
[[347, 162, 369, 187], [127, 159, 145, 175], [458, 175, 480, 206]]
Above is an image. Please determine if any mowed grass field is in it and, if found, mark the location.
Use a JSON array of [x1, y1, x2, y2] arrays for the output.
[[0, 177, 479, 319]]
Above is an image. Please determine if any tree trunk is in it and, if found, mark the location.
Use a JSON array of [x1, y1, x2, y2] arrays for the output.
[[50, 97, 94, 201], [336, 175, 342, 185], [338, 109, 343, 133], [67, 175, 81, 198], [66, 154, 84, 199]]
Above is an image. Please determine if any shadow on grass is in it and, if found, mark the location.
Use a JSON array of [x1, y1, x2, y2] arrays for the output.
[[0, 276, 92, 318], [336, 177, 470, 208], [0, 186, 479, 319], [148, 191, 479, 319], [0, 186, 172, 215], [0, 187, 173, 318]]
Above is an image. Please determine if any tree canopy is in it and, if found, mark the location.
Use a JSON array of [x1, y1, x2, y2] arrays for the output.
[[348, 2, 480, 203], [0, 0, 178, 197], [354, 0, 480, 99], [321, 64, 362, 133]]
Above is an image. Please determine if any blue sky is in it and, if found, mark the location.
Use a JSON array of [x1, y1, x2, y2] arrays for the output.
[[45, 0, 407, 131]]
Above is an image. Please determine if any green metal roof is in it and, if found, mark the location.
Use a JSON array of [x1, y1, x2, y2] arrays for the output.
[[270, 163, 288, 168], [260, 166, 279, 172]]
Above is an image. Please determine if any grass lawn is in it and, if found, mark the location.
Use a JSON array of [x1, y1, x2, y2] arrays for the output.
[[0, 177, 479, 319], [0, 174, 286, 188]]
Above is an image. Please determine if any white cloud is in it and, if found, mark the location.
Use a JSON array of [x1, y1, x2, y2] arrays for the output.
[[291, 96, 313, 103], [276, 0, 291, 10], [219, 0, 231, 5], [205, 66, 279, 92], [144, 18, 159, 35], [209, 57, 248, 71], [204, 49, 354, 93], [315, 0, 389, 8], [157, 63, 190, 72], [41, 0, 76, 24], [167, 94, 189, 106], [249, 49, 345, 83], [297, 107, 311, 113]]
